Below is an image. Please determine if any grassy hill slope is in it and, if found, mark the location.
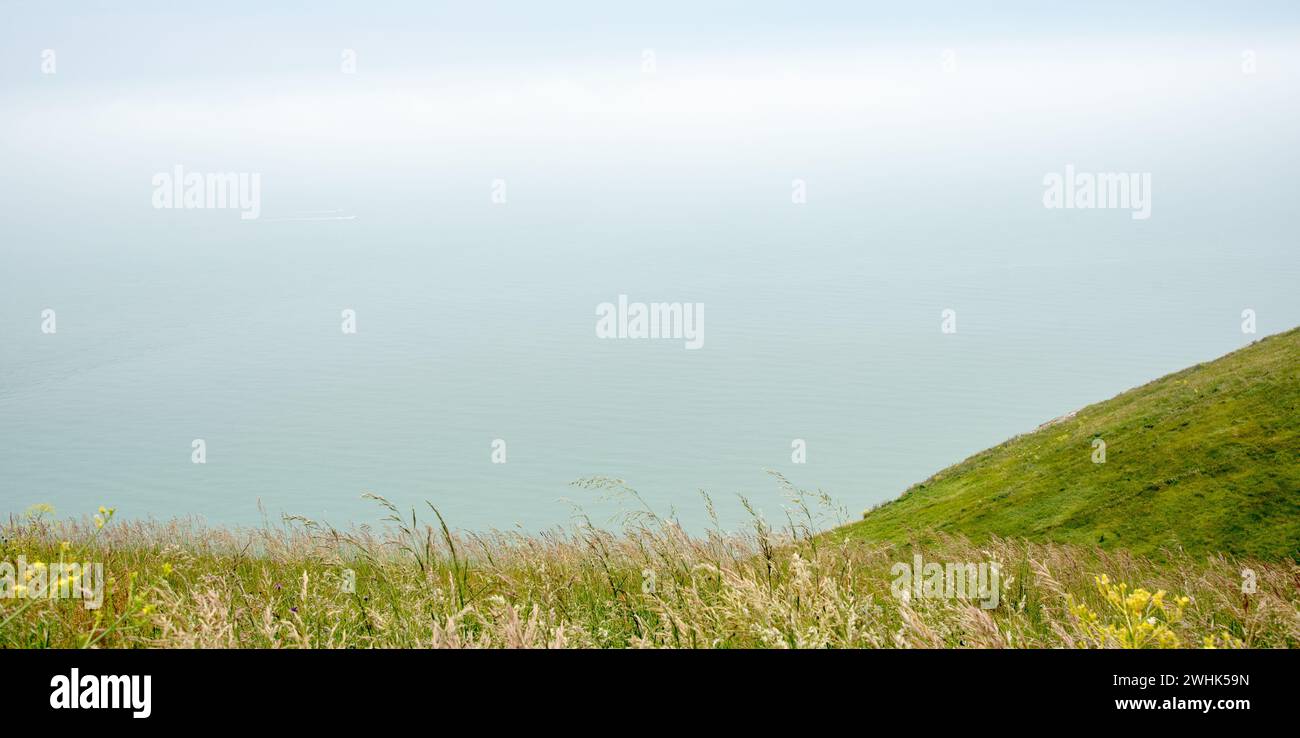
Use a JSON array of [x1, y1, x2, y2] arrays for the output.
[[844, 328, 1300, 559]]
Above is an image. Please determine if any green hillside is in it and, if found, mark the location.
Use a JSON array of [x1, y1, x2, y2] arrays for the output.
[[844, 328, 1300, 559]]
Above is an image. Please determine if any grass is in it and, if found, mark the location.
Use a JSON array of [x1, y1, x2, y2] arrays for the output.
[[1, 483, 1296, 648], [1, 332, 1297, 648], [846, 328, 1300, 559]]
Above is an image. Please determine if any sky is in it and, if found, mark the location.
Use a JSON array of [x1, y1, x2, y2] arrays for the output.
[[3, 1, 1300, 87], [4, 3, 1298, 202]]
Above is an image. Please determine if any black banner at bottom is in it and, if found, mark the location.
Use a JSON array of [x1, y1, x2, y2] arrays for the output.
[[0, 648, 1289, 726]]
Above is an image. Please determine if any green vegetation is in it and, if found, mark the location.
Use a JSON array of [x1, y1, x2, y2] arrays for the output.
[[2, 493, 1296, 648], [846, 328, 1300, 559], [2, 332, 1296, 648]]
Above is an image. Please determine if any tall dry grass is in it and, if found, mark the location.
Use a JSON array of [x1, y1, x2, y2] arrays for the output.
[[2, 480, 1296, 648]]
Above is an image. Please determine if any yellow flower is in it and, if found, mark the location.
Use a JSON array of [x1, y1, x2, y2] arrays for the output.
[[1076, 575, 1188, 648], [161, 563, 173, 576], [25, 503, 55, 519], [60, 541, 71, 553], [94, 515, 104, 530], [1202, 631, 1243, 649], [1124, 588, 1152, 616]]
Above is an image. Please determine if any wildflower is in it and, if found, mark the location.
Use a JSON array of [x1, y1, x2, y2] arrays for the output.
[[1124, 588, 1152, 615], [1202, 631, 1244, 649], [93, 506, 115, 530], [24, 503, 55, 520], [161, 563, 173, 576], [1074, 575, 1188, 648], [60, 541, 71, 553], [1154, 629, 1179, 648]]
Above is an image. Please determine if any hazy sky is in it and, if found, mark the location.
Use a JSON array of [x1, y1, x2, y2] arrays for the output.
[[4, 1, 1299, 87], [5, 3, 1298, 174]]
